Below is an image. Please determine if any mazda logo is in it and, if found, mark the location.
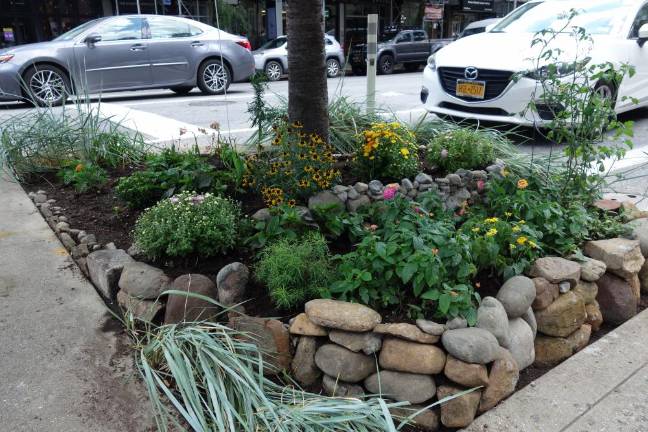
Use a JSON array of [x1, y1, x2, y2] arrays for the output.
[[464, 67, 479, 80]]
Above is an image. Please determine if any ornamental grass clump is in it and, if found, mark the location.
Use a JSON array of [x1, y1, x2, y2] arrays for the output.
[[133, 191, 240, 259], [426, 127, 496, 173], [355, 122, 419, 180], [243, 121, 340, 207], [255, 232, 334, 309]]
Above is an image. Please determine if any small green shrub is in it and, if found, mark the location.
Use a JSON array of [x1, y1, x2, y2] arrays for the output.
[[115, 147, 224, 209], [243, 205, 314, 250], [256, 232, 334, 310], [427, 128, 496, 173], [354, 122, 419, 180], [133, 192, 240, 259], [57, 160, 107, 192]]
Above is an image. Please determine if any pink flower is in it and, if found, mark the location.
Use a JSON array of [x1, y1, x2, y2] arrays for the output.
[[383, 184, 399, 200], [169, 197, 180, 204], [476, 180, 485, 192]]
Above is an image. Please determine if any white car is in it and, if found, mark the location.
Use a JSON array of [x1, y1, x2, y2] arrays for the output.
[[252, 34, 345, 81], [421, 0, 648, 126]]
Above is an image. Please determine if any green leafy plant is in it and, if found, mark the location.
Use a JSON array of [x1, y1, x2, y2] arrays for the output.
[[427, 127, 496, 173], [524, 9, 635, 202], [243, 122, 340, 207], [256, 232, 334, 309], [328, 195, 480, 323], [243, 205, 315, 250], [115, 147, 224, 209], [355, 122, 419, 180], [133, 192, 240, 259], [57, 160, 107, 192]]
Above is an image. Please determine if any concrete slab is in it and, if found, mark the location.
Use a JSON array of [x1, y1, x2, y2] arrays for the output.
[[0, 174, 153, 431], [463, 308, 648, 432]]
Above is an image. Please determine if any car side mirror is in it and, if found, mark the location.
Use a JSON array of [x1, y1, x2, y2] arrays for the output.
[[638, 23, 648, 47], [84, 33, 102, 46]]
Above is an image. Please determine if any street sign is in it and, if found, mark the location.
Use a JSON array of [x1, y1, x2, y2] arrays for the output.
[[462, 0, 494, 12], [424, 4, 444, 21], [3, 27, 14, 42]]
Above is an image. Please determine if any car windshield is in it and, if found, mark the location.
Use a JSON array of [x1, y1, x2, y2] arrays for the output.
[[54, 19, 102, 41], [491, 0, 633, 35]]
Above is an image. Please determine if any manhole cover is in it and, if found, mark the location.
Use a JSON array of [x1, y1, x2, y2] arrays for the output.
[[188, 100, 237, 107]]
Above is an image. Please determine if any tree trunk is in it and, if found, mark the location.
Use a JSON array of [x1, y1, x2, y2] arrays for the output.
[[287, 0, 329, 142]]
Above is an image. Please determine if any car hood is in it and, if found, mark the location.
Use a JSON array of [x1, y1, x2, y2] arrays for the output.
[[1, 40, 69, 54], [435, 32, 596, 72]]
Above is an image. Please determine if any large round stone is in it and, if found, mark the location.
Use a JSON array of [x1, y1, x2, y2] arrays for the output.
[[534, 291, 586, 337], [322, 374, 364, 397], [373, 323, 439, 344], [444, 355, 489, 387], [584, 238, 645, 279], [507, 318, 535, 370], [118, 261, 172, 299], [477, 297, 511, 347], [379, 337, 446, 374], [289, 313, 328, 336], [596, 272, 638, 325], [229, 315, 292, 374], [437, 385, 482, 428], [291, 336, 321, 386], [390, 406, 439, 431], [571, 256, 607, 282], [479, 349, 519, 412], [364, 371, 436, 403], [164, 274, 218, 324], [534, 335, 573, 368], [496, 275, 536, 318], [441, 328, 501, 364], [305, 299, 381, 332], [216, 262, 249, 307], [314, 344, 375, 383], [529, 257, 581, 287], [329, 330, 382, 355]]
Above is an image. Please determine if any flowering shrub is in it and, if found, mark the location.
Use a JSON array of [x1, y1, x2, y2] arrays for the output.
[[133, 192, 240, 259], [328, 195, 480, 323], [255, 232, 334, 309], [426, 128, 496, 173], [354, 122, 419, 180], [243, 122, 340, 207], [58, 160, 107, 192], [461, 214, 543, 279]]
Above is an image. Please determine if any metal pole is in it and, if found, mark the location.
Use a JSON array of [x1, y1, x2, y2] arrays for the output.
[[276, 0, 283, 36], [178, 0, 182, 15], [136, 0, 141, 14], [115, 0, 119, 15], [154, 0, 158, 14], [366, 13, 378, 114]]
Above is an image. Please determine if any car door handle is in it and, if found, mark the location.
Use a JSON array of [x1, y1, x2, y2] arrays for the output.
[[191, 41, 204, 47], [130, 44, 147, 51]]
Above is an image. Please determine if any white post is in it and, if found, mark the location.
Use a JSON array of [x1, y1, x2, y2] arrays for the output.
[[366, 14, 378, 114], [276, 0, 284, 36]]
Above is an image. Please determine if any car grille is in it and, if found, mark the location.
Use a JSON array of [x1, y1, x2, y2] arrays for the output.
[[438, 67, 513, 101]]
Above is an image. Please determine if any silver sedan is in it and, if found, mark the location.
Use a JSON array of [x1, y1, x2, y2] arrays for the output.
[[0, 15, 255, 106]]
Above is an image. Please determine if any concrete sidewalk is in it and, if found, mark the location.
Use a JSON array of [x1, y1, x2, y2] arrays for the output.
[[464, 308, 648, 432], [0, 174, 153, 431]]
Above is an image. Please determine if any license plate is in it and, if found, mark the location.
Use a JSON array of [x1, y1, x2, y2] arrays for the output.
[[456, 79, 486, 99]]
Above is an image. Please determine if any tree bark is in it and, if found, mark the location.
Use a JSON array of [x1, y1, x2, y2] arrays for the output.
[[287, 0, 329, 142]]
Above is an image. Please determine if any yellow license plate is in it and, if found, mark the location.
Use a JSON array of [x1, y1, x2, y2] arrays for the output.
[[456, 80, 486, 99]]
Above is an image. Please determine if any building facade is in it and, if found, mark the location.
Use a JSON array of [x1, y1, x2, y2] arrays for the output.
[[1, 0, 523, 49]]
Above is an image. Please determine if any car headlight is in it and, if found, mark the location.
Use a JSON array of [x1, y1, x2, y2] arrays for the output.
[[525, 57, 590, 80], [426, 55, 437, 72], [0, 53, 15, 63]]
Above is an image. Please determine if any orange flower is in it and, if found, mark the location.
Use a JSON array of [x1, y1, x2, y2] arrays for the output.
[[74, 163, 84, 173], [517, 179, 529, 189]]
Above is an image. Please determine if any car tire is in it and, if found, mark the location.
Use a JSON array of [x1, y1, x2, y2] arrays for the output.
[[326, 58, 342, 78], [378, 54, 394, 75], [403, 63, 420, 72], [170, 86, 194, 95], [22, 64, 71, 107], [594, 80, 617, 107], [197, 59, 231, 95], [264, 60, 283, 81], [352, 66, 366, 76]]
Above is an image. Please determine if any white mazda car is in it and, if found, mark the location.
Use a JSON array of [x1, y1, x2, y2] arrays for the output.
[[421, 0, 648, 126]]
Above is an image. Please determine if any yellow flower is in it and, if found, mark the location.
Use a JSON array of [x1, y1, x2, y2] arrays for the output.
[[528, 240, 538, 249], [516, 236, 528, 245], [472, 227, 481, 233], [518, 220, 526, 225], [486, 228, 498, 237], [501, 168, 510, 177], [509, 243, 516, 250], [505, 212, 512, 217], [287, 199, 296, 207], [485, 217, 499, 224], [400, 147, 410, 157], [517, 179, 529, 189], [512, 226, 522, 233]]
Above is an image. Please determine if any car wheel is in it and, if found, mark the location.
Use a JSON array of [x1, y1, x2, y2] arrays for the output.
[[326, 58, 341, 78], [594, 81, 617, 106], [403, 63, 420, 73], [23, 64, 71, 107], [170, 86, 194, 95], [197, 59, 231, 95], [378, 54, 394, 75], [264, 60, 283, 81], [352, 66, 366, 76]]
